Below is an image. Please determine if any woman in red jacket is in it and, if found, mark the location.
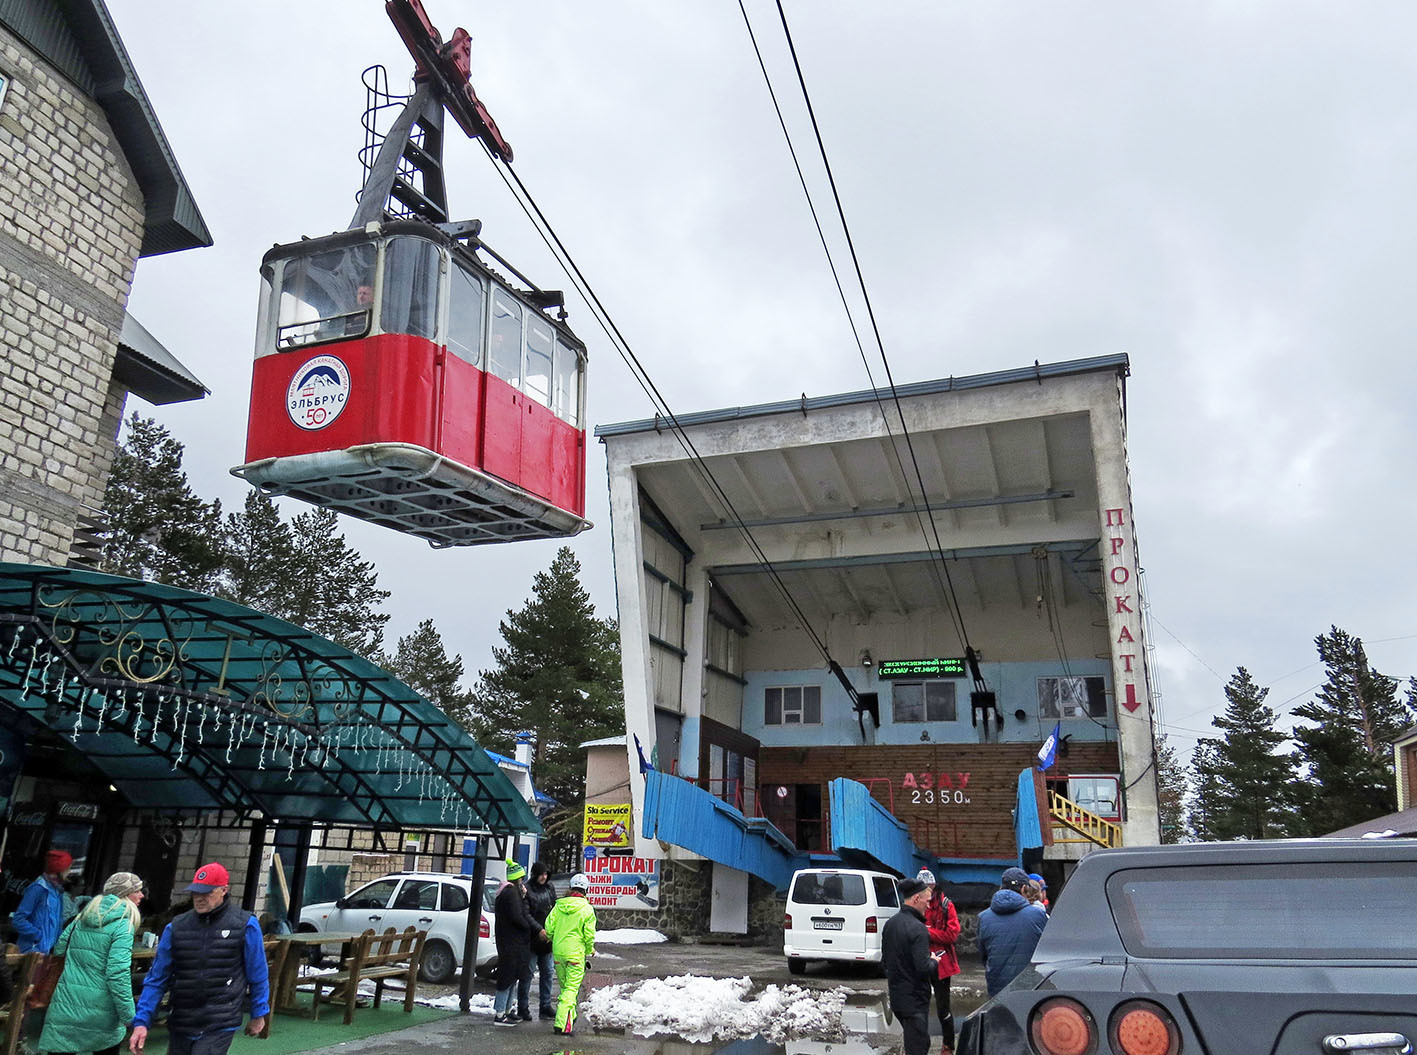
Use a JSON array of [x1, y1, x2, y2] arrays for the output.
[[917, 869, 961, 1053]]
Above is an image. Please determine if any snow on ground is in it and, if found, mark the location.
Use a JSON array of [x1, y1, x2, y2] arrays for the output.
[[414, 991, 496, 1013], [597, 928, 667, 944], [582, 974, 847, 1043], [593, 950, 623, 959]]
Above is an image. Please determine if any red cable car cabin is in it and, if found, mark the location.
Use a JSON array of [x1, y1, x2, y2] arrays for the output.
[[235, 221, 589, 546]]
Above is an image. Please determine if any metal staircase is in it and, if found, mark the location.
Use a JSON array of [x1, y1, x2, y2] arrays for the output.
[[1048, 789, 1122, 848]]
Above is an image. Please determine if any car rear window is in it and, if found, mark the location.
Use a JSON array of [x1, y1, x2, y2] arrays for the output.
[[1107, 862, 1417, 959], [792, 873, 867, 906]]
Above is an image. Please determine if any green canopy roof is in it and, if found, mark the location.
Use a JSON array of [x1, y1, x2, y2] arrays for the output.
[[0, 563, 537, 835]]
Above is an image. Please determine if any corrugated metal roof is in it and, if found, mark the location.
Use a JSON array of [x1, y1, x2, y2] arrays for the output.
[[112, 313, 207, 405], [0, 0, 212, 256], [595, 354, 1130, 438]]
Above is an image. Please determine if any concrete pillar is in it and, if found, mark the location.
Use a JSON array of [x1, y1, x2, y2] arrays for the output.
[[677, 562, 711, 779]]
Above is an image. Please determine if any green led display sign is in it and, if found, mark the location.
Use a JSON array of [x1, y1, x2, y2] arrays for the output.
[[876, 657, 967, 679]]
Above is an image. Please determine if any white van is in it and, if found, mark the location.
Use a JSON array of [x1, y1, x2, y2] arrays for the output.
[[783, 867, 901, 973]]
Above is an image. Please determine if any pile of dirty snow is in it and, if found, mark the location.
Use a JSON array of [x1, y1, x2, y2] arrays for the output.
[[597, 928, 667, 944], [582, 974, 846, 1043]]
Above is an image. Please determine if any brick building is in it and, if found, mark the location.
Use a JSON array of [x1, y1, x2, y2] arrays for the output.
[[0, 0, 210, 568], [595, 355, 1162, 937]]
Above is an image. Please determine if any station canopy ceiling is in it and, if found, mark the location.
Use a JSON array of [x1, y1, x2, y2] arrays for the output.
[[0, 563, 538, 835]]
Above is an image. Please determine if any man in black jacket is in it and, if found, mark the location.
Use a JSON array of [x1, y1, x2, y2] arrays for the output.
[[524, 862, 558, 1020], [881, 877, 939, 1055]]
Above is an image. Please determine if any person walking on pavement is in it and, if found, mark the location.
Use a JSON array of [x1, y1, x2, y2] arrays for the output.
[[130, 862, 269, 1055], [882, 878, 939, 1055], [545, 873, 596, 1037], [524, 861, 558, 1020], [917, 869, 961, 1054], [492, 861, 539, 1025], [977, 866, 1049, 996], [13, 850, 72, 953], [38, 873, 145, 1055]]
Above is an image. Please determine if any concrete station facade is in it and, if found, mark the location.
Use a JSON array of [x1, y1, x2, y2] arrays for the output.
[[597, 355, 1162, 927]]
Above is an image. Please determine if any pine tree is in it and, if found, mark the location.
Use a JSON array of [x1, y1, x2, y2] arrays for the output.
[[1190, 667, 1297, 839], [386, 619, 468, 713], [465, 547, 623, 865], [1290, 627, 1414, 835], [1187, 740, 1222, 841], [1155, 736, 1187, 843], [100, 415, 225, 591], [220, 490, 295, 615], [280, 508, 390, 658]]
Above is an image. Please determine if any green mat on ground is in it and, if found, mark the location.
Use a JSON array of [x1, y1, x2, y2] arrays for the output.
[[137, 994, 458, 1055]]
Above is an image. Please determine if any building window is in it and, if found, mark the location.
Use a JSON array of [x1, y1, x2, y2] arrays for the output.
[[891, 680, 956, 723], [765, 685, 821, 726], [1067, 775, 1121, 820], [1038, 675, 1107, 719], [0, 73, 9, 112]]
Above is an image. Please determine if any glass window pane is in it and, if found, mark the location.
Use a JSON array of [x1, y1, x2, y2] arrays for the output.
[[275, 243, 376, 349], [348, 879, 398, 909], [893, 683, 924, 723], [447, 265, 486, 365], [394, 880, 439, 910], [926, 682, 956, 721], [441, 884, 469, 913], [803, 686, 821, 724], [765, 688, 782, 725], [490, 290, 523, 384], [555, 340, 581, 426], [872, 876, 899, 908], [525, 316, 554, 407], [381, 237, 440, 340]]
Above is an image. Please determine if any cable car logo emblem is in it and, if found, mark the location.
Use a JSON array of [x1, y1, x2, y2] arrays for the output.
[[286, 355, 350, 431]]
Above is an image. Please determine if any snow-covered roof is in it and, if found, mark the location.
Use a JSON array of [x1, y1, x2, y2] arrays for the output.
[[580, 735, 626, 749]]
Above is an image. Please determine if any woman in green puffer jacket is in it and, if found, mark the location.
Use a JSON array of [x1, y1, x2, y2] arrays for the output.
[[38, 872, 145, 1055]]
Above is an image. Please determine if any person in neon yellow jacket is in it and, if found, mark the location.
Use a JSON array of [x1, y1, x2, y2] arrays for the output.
[[544, 872, 596, 1035]]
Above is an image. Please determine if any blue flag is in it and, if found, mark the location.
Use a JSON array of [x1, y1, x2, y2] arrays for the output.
[[1037, 722, 1061, 770], [634, 734, 656, 775]]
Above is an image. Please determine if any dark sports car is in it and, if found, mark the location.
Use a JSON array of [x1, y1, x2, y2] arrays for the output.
[[957, 839, 1416, 1055]]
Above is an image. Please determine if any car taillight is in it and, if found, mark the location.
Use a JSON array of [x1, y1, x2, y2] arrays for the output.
[[1109, 1000, 1179, 1055], [1029, 997, 1097, 1055], [865, 916, 878, 933], [783, 913, 792, 930], [479, 914, 490, 939]]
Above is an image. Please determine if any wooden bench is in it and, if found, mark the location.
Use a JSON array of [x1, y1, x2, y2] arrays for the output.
[[310, 927, 425, 1024], [1, 950, 41, 1055]]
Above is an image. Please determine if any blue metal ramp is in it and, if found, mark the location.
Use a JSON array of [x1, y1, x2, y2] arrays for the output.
[[639, 770, 803, 888]]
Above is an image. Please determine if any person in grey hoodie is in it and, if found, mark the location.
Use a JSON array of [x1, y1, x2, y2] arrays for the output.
[[976, 867, 1049, 996]]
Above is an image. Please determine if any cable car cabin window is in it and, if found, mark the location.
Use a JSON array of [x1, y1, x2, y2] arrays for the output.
[[555, 339, 581, 427], [447, 263, 486, 365], [381, 236, 441, 341], [275, 243, 376, 349], [525, 316, 555, 407], [490, 290, 523, 385]]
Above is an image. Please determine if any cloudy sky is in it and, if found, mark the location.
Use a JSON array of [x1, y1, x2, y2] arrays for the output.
[[107, 1, 1417, 754]]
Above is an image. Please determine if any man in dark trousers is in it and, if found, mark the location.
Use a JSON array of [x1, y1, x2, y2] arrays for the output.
[[881, 877, 939, 1055], [130, 862, 269, 1055], [977, 866, 1049, 996]]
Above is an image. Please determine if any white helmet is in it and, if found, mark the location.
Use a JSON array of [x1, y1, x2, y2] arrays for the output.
[[569, 872, 590, 892]]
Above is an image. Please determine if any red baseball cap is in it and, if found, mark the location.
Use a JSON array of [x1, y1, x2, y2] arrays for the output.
[[185, 862, 230, 893]]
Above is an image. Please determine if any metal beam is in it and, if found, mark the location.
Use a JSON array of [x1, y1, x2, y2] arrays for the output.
[[711, 539, 1098, 576], [700, 490, 1074, 532]]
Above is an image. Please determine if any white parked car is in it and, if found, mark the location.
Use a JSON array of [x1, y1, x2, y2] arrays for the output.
[[299, 871, 500, 983], [783, 867, 901, 974]]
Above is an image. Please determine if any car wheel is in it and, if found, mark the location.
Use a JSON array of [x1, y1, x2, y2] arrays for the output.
[[787, 957, 806, 975], [419, 940, 456, 984]]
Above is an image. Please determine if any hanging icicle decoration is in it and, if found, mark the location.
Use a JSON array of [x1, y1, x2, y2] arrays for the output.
[[256, 722, 270, 770], [225, 708, 238, 764], [149, 691, 165, 739], [35, 647, 54, 698], [18, 642, 37, 699], [5, 625, 20, 662], [94, 684, 111, 732], [195, 699, 207, 746], [131, 691, 146, 743]]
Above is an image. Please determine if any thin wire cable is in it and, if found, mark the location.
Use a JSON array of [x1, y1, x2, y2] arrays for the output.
[[768, 0, 973, 654]]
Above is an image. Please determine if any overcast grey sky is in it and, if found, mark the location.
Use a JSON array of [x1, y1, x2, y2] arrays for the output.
[[107, 1, 1417, 754]]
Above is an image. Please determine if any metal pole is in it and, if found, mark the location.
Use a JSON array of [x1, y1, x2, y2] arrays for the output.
[[242, 818, 267, 912], [458, 835, 489, 1013], [286, 823, 312, 931]]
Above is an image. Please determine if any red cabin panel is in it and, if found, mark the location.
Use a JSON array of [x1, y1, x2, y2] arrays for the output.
[[549, 419, 585, 517], [480, 373, 522, 488], [437, 352, 485, 469], [245, 334, 439, 462]]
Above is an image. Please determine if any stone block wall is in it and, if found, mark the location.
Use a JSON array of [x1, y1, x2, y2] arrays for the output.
[[0, 23, 145, 565]]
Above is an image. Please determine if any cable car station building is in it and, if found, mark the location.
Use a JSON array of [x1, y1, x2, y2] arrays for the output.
[[597, 354, 1161, 935]]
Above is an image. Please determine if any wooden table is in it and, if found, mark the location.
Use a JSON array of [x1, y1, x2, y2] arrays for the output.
[[268, 932, 364, 1013]]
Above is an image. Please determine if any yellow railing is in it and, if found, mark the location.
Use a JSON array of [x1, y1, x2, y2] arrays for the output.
[[1048, 790, 1122, 849]]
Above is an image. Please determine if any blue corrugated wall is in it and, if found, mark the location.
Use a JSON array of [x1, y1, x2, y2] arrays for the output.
[[828, 777, 936, 878], [1014, 767, 1043, 864]]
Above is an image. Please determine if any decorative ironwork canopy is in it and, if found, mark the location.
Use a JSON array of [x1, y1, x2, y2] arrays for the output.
[[0, 563, 537, 835]]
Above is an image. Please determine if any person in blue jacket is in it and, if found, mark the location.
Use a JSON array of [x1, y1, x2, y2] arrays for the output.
[[976, 867, 1049, 996], [129, 862, 269, 1055], [13, 850, 72, 953]]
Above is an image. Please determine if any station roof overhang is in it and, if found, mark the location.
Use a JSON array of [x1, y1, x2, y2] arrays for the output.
[[596, 356, 1128, 629], [0, 563, 539, 835]]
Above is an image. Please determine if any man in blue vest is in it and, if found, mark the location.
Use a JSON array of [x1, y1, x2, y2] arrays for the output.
[[12, 849, 70, 953], [130, 862, 269, 1055]]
